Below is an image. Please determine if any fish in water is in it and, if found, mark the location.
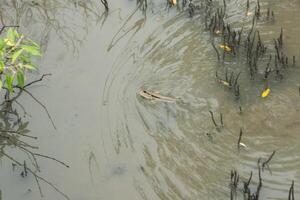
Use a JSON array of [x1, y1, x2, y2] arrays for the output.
[[138, 89, 177, 103]]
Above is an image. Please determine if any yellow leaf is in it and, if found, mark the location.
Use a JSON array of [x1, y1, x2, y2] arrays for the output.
[[218, 79, 230, 87], [170, 0, 177, 5], [219, 44, 232, 52], [4, 38, 14, 46], [215, 30, 221, 34], [261, 88, 270, 98], [246, 11, 253, 16]]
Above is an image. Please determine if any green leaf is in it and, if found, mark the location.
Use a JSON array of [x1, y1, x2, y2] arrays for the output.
[[19, 55, 30, 63], [11, 49, 23, 64], [26, 39, 39, 47], [23, 64, 36, 70], [0, 79, 2, 89], [22, 45, 41, 56], [0, 60, 4, 73], [0, 39, 5, 50], [16, 71, 25, 88], [13, 30, 20, 38], [5, 74, 14, 93], [7, 28, 15, 44]]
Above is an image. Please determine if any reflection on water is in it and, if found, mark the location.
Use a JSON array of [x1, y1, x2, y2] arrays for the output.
[[0, 0, 108, 53], [1, 0, 300, 199]]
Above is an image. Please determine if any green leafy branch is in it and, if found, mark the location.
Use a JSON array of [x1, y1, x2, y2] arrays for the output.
[[0, 28, 41, 94]]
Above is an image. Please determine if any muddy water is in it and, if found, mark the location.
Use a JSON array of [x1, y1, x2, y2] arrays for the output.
[[0, 0, 300, 199]]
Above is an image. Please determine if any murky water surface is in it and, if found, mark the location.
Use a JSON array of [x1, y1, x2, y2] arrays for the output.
[[0, 0, 300, 199]]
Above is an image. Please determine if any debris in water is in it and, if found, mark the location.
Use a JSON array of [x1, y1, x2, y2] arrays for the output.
[[218, 79, 230, 87], [219, 44, 232, 52], [215, 30, 222, 34], [261, 88, 270, 98], [246, 11, 253, 16], [237, 128, 246, 149], [239, 142, 247, 148]]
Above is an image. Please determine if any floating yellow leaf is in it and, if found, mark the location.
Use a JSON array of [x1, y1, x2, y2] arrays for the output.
[[218, 79, 230, 87], [261, 88, 270, 98], [246, 11, 253, 16], [219, 44, 232, 52], [215, 30, 221, 34]]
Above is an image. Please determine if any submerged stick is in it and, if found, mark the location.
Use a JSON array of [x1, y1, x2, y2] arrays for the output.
[[246, 0, 250, 14], [209, 110, 218, 128], [2, 152, 70, 200], [234, 72, 241, 87], [220, 113, 224, 127], [262, 150, 276, 169], [100, 0, 109, 11], [288, 180, 295, 200], [34, 153, 70, 168], [237, 128, 243, 149], [293, 56, 295, 67], [212, 41, 220, 61], [21, 88, 56, 130], [255, 158, 262, 199]]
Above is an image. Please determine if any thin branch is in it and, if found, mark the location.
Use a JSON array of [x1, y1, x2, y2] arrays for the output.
[[23, 74, 52, 88], [212, 41, 220, 61], [34, 153, 70, 168], [21, 88, 56, 130], [220, 113, 224, 127], [289, 180, 295, 200], [262, 150, 276, 170], [237, 128, 243, 149], [0, 25, 19, 35], [209, 110, 218, 127], [0, 129, 37, 139], [100, 0, 109, 12], [2, 152, 69, 200]]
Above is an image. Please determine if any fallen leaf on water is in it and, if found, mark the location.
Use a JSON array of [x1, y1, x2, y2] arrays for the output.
[[218, 79, 230, 87], [219, 44, 232, 52], [170, 0, 177, 5], [261, 88, 270, 98], [239, 142, 247, 148], [246, 11, 253, 16]]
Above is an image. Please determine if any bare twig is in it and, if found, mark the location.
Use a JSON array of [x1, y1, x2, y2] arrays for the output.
[[237, 128, 243, 149], [262, 150, 276, 170], [34, 153, 69, 168], [0, 25, 19, 35], [209, 110, 218, 127], [2, 152, 70, 200], [100, 0, 109, 12], [20, 88, 56, 130], [23, 74, 52, 88], [220, 113, 224, 127], [0, 129, 37, 139], [288, 180, 295, 200], [212, 41, 220, 61]]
